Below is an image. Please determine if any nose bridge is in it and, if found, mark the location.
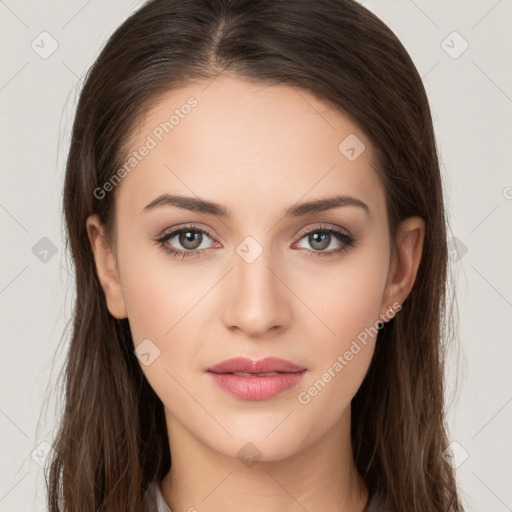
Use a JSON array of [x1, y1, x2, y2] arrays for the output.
[[221, 236, 291, 336]]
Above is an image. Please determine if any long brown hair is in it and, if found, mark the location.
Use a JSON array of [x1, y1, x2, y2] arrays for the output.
[[46, 0, 462, 510]]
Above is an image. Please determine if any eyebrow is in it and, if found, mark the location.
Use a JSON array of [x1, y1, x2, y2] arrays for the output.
[[141, 193, 370, 218]]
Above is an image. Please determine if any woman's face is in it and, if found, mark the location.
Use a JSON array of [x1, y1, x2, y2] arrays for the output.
[[88, 75, 416, 461]]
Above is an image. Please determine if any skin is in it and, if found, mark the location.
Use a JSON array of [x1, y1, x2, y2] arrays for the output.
[[86, 74, 425, 512]]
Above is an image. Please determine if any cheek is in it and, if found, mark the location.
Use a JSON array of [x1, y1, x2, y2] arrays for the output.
[[120, 248, 203, 411], [118, 242, 208, 386], [294, 241, 389, 349], [295, 283, 382, 432], [294, 243, 388, 405], [119, 241, 202, 343]]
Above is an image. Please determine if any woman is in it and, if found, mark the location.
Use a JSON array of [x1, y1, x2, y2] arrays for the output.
[[47, 0, 463, 510]]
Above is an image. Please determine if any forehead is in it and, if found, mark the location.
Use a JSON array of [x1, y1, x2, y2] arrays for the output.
[[116, 74, 385, 222]]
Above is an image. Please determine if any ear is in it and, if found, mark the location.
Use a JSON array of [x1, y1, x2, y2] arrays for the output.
[[380, 216, 425, 316], [86, 214, 128, 319]]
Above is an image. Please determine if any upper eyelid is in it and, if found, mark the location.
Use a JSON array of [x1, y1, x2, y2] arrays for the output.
[[295, 223, 351, 239], [159, 224, 216, 241]]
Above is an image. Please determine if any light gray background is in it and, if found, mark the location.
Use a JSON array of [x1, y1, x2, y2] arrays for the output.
[[1, 0, 511, 510]]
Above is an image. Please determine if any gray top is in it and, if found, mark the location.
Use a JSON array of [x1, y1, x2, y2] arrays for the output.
[[147, 481, 386, 511], [149, 481, 171, 512]]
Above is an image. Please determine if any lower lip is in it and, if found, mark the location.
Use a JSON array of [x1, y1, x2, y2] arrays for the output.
[[207, 370, 306, 400]]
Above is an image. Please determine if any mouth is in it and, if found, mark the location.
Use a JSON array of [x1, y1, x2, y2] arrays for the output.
[[206, 357, 307, 400]]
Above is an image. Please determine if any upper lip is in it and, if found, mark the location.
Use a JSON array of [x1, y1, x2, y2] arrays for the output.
[[207, 357, 306, 374]]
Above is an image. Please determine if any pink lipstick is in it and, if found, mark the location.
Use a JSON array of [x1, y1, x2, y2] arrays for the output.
[[206, 357, 307, 400]]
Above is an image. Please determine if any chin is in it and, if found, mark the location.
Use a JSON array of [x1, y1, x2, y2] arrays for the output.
[[201, 426, 314, 464]]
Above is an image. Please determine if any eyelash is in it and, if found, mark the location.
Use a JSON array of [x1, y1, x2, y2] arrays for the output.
[[154, 223, 357, 261]]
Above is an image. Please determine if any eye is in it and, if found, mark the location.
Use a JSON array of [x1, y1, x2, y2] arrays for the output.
[[155, 224, 218, 260], [293, 224, 356, 257], [154, 223, 357, 261]]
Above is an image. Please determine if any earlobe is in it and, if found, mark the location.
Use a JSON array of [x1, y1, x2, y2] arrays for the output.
[[380, 216, 425, 316], [85, 214, 128, 319]]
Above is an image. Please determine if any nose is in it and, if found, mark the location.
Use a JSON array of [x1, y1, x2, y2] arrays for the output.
[[221, 245, 292, 338]]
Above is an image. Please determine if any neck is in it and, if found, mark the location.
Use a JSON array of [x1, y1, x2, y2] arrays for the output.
[[161, 407, 369, 512]]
